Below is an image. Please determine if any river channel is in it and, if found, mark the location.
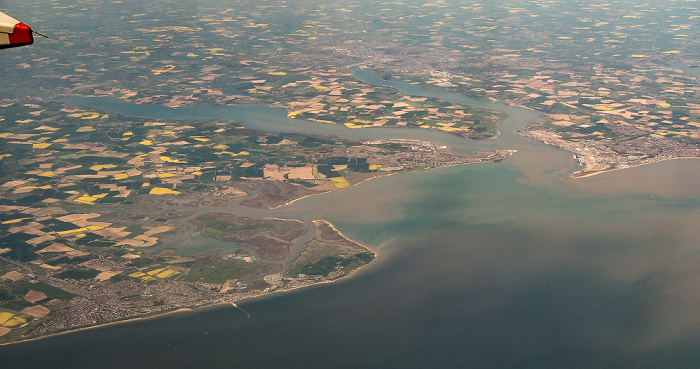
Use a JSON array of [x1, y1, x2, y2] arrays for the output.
[[6, 71, 700, 368]]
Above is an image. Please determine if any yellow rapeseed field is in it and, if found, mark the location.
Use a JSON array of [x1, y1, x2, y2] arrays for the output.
[[330, 177, 350, 189], [149, 187, 181, 195], [2, 315, 29, 328], [0, 312, 14, 325]]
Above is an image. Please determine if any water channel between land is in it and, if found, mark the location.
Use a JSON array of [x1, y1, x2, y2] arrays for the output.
[[57, 67, 700, 268], [58, 68, 548, 262], [11, 69, 700, 368]]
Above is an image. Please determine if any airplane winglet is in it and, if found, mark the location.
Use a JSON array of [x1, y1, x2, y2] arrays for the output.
[[0, 11, 35, 49]]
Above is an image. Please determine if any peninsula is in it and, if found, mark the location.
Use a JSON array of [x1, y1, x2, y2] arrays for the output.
[[0, 99, 512, 343], [2, 0, 699, 345]]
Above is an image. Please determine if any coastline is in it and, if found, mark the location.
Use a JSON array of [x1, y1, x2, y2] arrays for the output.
[[0, 218, 379, 347], [0, 143, 503, 346], [270, 172, 399, 210], [5, 148, 691, 345], [271, 147, 515, 210], [0, 307, 194, 347], [311, 219, 378, 258], [522, 129, 700, 180], [570, 156, 700, 179]]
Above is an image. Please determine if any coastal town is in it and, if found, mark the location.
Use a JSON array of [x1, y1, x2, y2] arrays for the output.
[[1, 218, 372, 339], [1, 0, 699, 344], [0, 96, 512, 343]]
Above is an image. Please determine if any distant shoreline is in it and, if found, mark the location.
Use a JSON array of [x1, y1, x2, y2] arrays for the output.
[[571, 157, 700, 179]]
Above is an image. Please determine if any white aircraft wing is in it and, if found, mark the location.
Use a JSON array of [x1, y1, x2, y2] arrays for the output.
[[0, 11, 34, 49]]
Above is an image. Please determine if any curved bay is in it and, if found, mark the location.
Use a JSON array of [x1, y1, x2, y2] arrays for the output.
[[6, 72, 700, 368]]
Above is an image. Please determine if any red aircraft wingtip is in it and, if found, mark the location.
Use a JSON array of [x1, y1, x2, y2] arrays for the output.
[[8, 22, 33, 46]]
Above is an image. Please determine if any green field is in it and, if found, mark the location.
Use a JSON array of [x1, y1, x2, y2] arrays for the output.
[[286, 240, 374, 278], [198, 216, 303, 239], [186, 258, 261, 284]]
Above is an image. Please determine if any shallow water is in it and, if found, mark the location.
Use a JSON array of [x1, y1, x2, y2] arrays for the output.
[[6, 163, 700, 368], [6, 73, 700, 368]]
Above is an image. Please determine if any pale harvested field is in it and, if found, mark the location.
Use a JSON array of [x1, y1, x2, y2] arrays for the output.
[[20, 305, 50, 318], [1, 271, 25, 281], [552, 120, 576, 127], [95, 271, 121, 281], [37, 242, 75, 253], [286, 166, 315, 180], [56, 213, 101, 222], [23, 291, 48, 303]]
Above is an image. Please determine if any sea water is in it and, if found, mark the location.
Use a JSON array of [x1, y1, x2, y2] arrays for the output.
[[6, 161, 700, 368], [7, 74, 700, 368]]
